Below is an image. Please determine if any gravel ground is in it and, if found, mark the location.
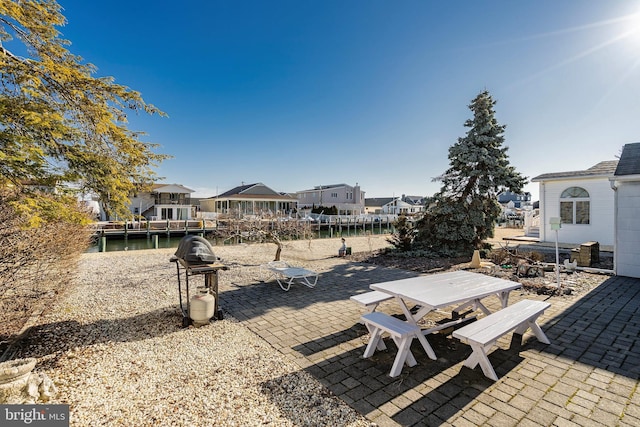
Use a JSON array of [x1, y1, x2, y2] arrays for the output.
[[11, 236, 391, 427]]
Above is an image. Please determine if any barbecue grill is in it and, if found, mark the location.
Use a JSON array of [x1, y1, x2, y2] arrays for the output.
[[170, 235, 228, 327]]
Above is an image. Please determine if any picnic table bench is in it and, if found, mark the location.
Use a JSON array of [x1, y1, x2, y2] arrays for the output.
[[360, 312, 436, 377], [358, 271, 525, 377], [452, 299, 551, 380], [350, 291, 394, 313]]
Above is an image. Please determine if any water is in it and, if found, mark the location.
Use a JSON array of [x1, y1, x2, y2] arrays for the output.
[[88, 225, 394, 253]]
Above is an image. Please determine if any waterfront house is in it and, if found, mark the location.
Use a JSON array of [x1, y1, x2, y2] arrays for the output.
[[199, 183, 297, 217], [400, 195, 426, 214], [365, 195, 425, 215], [497, 190, 532, 208], [531, 160, 618, 246], [297, 183, 365, 215], [128, 183, 195, 221], [611, 142, 640, 278], [365, 197, 396, 214]]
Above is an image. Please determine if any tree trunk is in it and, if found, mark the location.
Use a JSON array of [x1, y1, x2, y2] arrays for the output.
[[274, 244, 282, 261]]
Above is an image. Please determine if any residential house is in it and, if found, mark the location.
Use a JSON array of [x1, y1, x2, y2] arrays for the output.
[[365, 197, 396, 214], [128, 183, 195, 221], [497, 191, 532, 208], [611, 142, 640, 278], [200, 183, 297, 217], [400, 195, 426, 214], [365, 195, 425, 215], [531, 160, 618, 246], [297, 183, 365, 215]]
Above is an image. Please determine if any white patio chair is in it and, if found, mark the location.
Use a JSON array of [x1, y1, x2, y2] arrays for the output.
[[260, 261, 319, 291]]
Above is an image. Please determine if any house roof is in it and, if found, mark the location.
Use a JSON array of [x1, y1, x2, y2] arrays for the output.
[[299, 183, 353, 192], [216, 183, 262, 197], [614, 143, 640, 176], [365, 197, 396, 207], [151, 183, 195, 193], [497, 190, 531, 203], [531, 160, 619, 182], [210, 183, 296, 200], [401, 195, 425, 206]]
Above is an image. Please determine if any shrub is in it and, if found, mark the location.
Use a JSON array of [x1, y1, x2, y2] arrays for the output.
[[0, 190, 92, 346]]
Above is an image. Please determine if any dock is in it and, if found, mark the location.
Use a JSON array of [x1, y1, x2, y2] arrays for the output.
[[93, 219, 216, 238]]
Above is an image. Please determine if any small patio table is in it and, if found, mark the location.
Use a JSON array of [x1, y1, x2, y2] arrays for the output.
[[370, 270, 521, 358]]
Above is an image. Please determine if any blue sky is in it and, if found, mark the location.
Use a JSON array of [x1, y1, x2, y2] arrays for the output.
[[56, 0, 639, 200]]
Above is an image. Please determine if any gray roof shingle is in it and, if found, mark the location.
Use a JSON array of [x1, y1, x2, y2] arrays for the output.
[[614, 143, 640, 176], [531, 160, 618, 181]]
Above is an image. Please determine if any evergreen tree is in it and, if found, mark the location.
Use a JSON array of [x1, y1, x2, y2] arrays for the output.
[[415, 90, 526, 256], [387, 213, 413, 251]]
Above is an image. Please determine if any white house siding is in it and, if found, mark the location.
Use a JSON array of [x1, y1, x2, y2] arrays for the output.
[[296, 184, 365, 215], [616, 181, 640, 278], [127, 184, 194, 221], [129, 193, 155, 217], [538, 178, 614, 246]]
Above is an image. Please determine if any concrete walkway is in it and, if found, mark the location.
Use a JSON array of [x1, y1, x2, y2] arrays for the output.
[[219, 258, 639, 426]]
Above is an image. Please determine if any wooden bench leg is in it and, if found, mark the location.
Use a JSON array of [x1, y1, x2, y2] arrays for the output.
[[464, 317, 549, 381], [364, 323, 387, 351], [362, 326, 384, 358], [389, 336, 416, 377], [515, 317, 550, 344], [392, 336, 417, 366], [464, 342, 499, 381]]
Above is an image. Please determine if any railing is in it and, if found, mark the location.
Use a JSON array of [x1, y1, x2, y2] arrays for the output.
[[94, 219, 211, 234], [139, 201, 155, 216]]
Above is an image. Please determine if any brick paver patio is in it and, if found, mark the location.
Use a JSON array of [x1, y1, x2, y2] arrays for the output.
[[220, 260, 640, 426]]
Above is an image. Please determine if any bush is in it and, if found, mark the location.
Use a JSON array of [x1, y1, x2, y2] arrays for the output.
[[0, 190, 92, 347], [387, 214, 414, 251], [311, 205, 338, 215]]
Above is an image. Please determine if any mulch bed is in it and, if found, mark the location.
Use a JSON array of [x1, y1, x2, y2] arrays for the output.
[[351, 248, 614, 297]]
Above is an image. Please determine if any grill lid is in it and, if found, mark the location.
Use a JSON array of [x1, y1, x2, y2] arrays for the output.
[[174, 235, 217, 265]]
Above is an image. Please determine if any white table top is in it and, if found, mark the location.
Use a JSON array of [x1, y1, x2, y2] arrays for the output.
[[370, 270, 521, 310]]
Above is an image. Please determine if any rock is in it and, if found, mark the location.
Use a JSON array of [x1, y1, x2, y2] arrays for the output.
[[0, 358, 57, 403], [0, 357, 36, 383]]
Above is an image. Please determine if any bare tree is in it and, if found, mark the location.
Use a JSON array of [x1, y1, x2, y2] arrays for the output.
[[209, 215, 314, 261], [0, 189, 92, 346]]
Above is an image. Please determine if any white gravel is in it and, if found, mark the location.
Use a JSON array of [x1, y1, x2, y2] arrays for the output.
[[17, 236, 391, 426]]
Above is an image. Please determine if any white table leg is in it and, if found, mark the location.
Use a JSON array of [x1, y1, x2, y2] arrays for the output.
[[498, 291, 511, 308], [415, 332, 437, 360], [473, 299, 492, 316]]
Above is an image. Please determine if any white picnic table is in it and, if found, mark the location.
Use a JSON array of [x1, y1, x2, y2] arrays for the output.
[[369, 270, 522, 359]]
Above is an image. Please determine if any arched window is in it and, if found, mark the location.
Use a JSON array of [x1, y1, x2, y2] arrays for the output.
[[560, 187, 590, 224]]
